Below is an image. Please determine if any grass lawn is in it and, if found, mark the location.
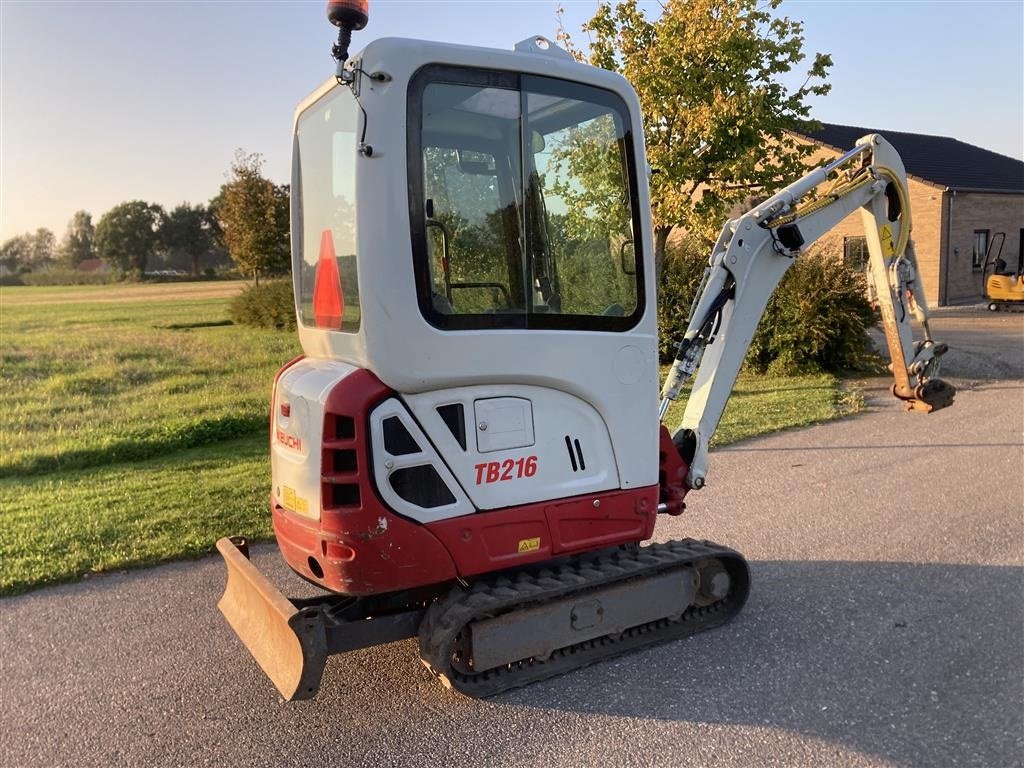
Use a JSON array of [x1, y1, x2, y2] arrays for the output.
[[1, 283, 299, 475], [661, 370, 862, 448], [0, 282, 860, 595], [1, 437, 273, 595]]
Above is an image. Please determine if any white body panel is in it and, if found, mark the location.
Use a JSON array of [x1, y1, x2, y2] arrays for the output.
[[404, 385, 618, 511], [271, 359, 359, 521], [368, 398, 475, 523], [271, 360, 622, 525], [291, 37, 660, 492]]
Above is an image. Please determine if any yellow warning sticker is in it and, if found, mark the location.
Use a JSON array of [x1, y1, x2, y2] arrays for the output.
[[879, 223, 896, 256], [517, 537, 541, 553], [282, 486, 309, 515]]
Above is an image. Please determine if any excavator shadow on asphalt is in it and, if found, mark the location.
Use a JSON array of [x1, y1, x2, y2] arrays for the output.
[[491, 559, 1023, 768], [285, 557, 1022, 766]]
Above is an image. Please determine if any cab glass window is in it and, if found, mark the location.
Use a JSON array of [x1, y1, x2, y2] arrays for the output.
[[295, 87, 360, 331], [408, 67, 643, 331]]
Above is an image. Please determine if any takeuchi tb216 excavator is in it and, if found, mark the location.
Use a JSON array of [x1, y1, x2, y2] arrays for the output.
[[216, 1, 956, 700]]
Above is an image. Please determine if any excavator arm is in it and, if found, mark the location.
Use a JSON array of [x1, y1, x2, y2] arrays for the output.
[[659, 134, 955, 490]]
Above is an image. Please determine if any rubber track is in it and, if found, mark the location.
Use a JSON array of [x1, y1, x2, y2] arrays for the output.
[[418, 538, 750, 697]]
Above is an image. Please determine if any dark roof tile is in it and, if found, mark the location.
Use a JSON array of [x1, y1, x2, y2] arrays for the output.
[[804, 123, 1024, 192]]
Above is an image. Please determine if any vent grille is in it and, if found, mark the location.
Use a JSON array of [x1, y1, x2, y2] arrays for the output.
[[326, 483, 360, 507], [382, 416, 420, 455], [334, 415, 355, 440], [436, 403, 467, 450], [389, 465, 456, 508], [322, 409, 360, 509], [328, 449, 357, 473], [564, 435, 586, 472]]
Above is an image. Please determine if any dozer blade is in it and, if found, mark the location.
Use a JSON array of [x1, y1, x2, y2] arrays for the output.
[[216, 537, 327, 700]]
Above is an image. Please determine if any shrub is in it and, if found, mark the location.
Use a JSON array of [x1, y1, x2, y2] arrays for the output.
[[657, 236, 709, 362], [228, 279, 296, 330], [747, 245, 877, 374], [658, 236, 877, 374]]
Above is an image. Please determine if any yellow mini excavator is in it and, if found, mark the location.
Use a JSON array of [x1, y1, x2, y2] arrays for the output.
[[982, 232, 1024, 311]]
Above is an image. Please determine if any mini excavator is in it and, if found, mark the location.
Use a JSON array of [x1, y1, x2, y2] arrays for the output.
[[981, 232, 1024, 311], [216, 1, 956, 700]]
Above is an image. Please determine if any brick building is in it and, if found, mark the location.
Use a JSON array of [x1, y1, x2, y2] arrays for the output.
[[801, 123, 1024, 306]]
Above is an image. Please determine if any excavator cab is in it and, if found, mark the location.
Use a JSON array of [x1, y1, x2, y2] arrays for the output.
[[290, 37, 660, 490]]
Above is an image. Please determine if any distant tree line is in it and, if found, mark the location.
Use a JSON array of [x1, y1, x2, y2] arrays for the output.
[[1, 149, 289, 283]]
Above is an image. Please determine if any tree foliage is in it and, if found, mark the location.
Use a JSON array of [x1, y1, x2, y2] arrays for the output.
[[58, 211, 95, 268], [95, 201, 164, 277], [747, 242, 876, 374], [215, 150, 289, 285], [228, 280, 297, 331], [0, 235, 32, 271], [31, 228, 57, 268], [545, 113, 633, 245], [1, 229, 57, 271], [558, 0, 832, 278], [160, 203, 217, 276]]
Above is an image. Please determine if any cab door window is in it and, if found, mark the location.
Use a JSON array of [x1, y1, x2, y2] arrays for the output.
[[423, 142, 524, 315], [409, 66, 643, 331]]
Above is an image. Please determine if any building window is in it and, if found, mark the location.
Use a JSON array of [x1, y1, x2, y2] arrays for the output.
[[843, 236, 868, 270], [972, 229, 989, 272]]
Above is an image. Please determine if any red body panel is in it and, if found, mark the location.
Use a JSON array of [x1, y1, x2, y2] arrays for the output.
[[272, 498, 458, 595], [658, 425, 690, 515], [427, 487, 658, 578]]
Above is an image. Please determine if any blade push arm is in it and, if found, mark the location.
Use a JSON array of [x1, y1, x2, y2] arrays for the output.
[[659, 134, 954, 491]]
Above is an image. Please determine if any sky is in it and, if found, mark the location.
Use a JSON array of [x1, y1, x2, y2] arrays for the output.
[[2, 0, 1022, 241]]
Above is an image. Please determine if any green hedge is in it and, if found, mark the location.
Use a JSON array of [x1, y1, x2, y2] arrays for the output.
[[228, 279, 296, 331], [20, 269, 120, 286], [658, 236, 877, 374]]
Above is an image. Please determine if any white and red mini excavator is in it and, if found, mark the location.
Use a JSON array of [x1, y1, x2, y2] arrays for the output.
[[216, 1, 956, 700]]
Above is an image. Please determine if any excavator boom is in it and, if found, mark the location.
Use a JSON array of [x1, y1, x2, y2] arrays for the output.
[[659, 135, 955, 489]]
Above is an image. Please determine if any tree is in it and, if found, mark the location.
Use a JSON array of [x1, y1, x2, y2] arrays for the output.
[[558, 0, 832, 280], [160, 203, 216, 276], [0, 235, 32, 271], [1, 229, 56, 271], [215, 150, 290, 285], [31, 228, 56, 269], [58, 211, 95, 268], [95, 201, 164, 277]]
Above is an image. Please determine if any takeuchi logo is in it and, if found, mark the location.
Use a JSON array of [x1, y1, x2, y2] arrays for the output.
[[277, 429, 302, 452]]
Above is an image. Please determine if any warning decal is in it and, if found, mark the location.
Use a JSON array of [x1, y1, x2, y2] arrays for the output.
[[879, 223, 896, 257], [282, 486, 310, 515]]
